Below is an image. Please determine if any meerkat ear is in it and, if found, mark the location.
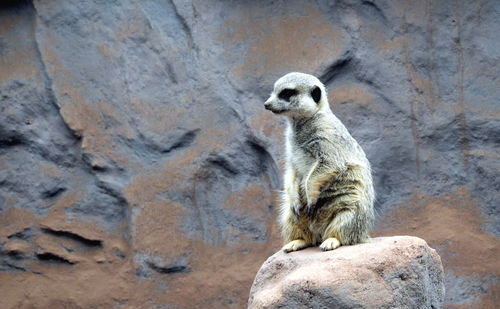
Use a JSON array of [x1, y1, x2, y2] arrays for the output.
[[311, 86, 321, 103]]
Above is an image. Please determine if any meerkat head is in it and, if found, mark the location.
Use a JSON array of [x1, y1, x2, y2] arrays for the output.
[[264, 72, 327, 118]]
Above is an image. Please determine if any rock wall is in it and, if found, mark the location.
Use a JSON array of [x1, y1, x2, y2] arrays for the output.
[[0, 0, 498, 308]]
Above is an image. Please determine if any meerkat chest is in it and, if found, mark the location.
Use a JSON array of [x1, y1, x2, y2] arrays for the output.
[[289, 140, 315, 179]]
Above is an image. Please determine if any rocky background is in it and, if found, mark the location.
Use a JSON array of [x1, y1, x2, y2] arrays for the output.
[[0, 0, 498, 308]]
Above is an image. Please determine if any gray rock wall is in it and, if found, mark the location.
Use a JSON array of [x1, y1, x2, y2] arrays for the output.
[[0, 0, 498, 308]]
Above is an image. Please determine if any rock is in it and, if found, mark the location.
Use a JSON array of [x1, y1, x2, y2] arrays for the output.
[[248, 236, 444, 309]]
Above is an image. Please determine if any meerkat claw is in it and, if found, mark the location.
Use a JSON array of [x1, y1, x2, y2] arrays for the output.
[[292, 202, 302, 217], [307, 205, 316, 218]]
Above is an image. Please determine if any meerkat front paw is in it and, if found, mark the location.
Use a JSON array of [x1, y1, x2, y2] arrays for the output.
[[305, 188, 319, 210], [320, 237, 341, 251], [292, 200, 302, 216], [305, 196, 319, 219], [282, 239, 308, 253]]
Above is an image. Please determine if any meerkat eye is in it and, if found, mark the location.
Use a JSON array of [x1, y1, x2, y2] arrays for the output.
[[278, 88, 298, 101], [311, 86, 321, 103]]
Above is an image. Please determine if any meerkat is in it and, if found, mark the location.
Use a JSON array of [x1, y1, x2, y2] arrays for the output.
[[264, 72, 375, 252]]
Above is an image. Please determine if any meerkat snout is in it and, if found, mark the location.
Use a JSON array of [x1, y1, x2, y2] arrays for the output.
[[263, 99, 273, 111]]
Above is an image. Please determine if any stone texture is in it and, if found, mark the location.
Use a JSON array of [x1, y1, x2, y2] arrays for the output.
[[248, 236, 445, 309], [0, 0, 498, 308]]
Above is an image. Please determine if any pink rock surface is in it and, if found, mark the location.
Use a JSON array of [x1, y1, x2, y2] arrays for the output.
[[248, 236, 444, 309]]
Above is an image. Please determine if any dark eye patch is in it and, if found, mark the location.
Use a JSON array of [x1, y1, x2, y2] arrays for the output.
[[278, 88, 298, 101], [311, 86, 321, 103]]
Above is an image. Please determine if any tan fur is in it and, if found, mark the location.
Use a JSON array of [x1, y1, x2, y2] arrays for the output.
[[264, 72, 375, 252]]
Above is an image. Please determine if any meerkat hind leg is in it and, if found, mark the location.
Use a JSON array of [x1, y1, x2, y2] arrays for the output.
[[282, 239, 309, 253], [319, 237, 341, 251]]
